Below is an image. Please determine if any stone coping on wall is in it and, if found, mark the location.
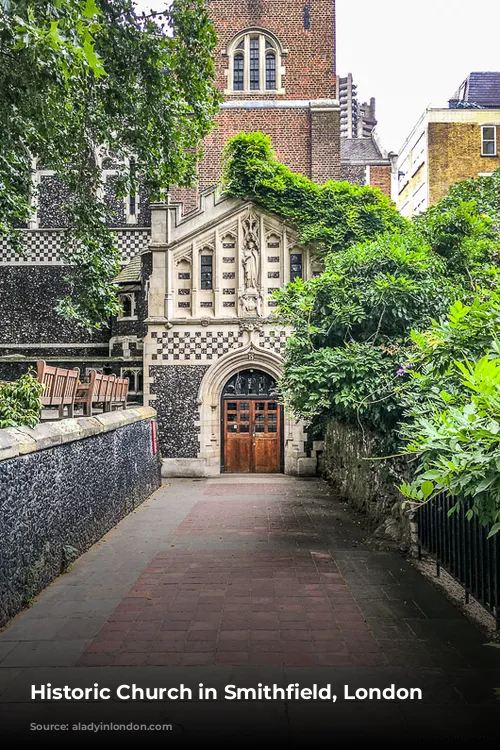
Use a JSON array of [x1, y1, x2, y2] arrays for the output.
[[0, 406, 156, 462]]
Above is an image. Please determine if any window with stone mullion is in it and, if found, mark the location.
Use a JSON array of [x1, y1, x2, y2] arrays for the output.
[[249, 37, 260, 90], [266, 52, 276, 90]]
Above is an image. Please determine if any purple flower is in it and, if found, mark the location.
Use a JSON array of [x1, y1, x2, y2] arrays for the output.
[[396, 368, 405, 377]]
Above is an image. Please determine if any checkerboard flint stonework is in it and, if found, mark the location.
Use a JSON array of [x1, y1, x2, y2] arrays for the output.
[[0, 229, 150, 265], [151, 329, 289, 361]]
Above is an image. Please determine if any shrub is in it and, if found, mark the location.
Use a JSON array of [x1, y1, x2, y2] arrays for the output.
[[400, 342, 500, 533], [0, 371, 44, 428]]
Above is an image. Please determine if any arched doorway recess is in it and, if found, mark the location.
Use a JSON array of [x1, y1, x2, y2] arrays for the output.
[[221, 369, 283, 473]]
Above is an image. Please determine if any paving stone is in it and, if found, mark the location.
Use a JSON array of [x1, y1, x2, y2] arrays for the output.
[[1, 640, 90, 667]]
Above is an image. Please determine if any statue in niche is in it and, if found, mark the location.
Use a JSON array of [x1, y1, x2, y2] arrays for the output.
[[241, 214, 260, 290], [240, 213, 262, 316]]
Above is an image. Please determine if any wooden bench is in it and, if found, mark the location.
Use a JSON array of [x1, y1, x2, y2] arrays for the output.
[[37, 360, 80, 419], [112, 377, 129, 410], [74, 370, 117, 417]]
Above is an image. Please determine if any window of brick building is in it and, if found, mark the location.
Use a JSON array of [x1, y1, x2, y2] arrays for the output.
[[481, 126, 497, 156], [228, 31, 283, 93]]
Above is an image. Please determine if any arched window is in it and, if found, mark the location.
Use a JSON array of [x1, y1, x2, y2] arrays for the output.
[[265, 48, 276, 91], [118, 292, 136, 319], [233, 53, 244, 91], [227, 31, 284, 93]]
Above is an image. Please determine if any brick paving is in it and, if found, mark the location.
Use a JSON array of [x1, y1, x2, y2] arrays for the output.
[[79, 550, 381, 667], [1, 476, 500, 741], [174, 499, 317, 535]]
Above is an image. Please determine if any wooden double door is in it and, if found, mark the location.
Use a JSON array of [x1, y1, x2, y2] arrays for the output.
[[223, 398, 281, 473]]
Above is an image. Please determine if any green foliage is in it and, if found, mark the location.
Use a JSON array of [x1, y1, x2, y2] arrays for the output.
[[398, 292, 500, 531], [279, 341, 399, 427], [0, 371, 43, 428], [0, 0, 221, 328], [274, 225, 473, 430], [223, 132, 406, 255], [400, 297, 500, 418], [399, 343, 500, 533], [222, 140, 500, 532]]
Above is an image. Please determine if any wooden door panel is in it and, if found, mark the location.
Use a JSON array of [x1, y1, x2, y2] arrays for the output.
[[251, 401, 281, 473], [253, 437, 280, 473], [225, 436, 252, 473], [224, 400, 252, 473]]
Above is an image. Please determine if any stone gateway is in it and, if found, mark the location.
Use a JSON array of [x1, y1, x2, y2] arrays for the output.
[[146, 193, 321, 477]]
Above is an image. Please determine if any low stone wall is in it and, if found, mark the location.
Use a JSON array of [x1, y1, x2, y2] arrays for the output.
[[322, 419, 417, 552], [0, 407, 161, 626]]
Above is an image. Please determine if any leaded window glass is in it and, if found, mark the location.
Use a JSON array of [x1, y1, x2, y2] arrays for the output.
[[200, 255, 213, 290], [290, 253, 303, 280], [233, 54, 244, 91], [266, 53, 276, 90], [249, 38, 260, 90]]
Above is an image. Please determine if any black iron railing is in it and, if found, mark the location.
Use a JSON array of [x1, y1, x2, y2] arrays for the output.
[[417, 492, 500, 629]]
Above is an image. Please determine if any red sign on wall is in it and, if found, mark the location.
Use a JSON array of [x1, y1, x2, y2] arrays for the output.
[[151, 419, 158, 455]]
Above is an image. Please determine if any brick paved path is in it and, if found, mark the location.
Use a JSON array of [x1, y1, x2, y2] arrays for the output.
[[1, 476, 499, 741]]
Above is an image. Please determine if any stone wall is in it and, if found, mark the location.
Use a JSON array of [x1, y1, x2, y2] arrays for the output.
[[0, 407, 160, 626], [0, 266, 109, 346], [322, 419, 417, 551], [149, 365, 209, 458], [340, 164, 365, 186]]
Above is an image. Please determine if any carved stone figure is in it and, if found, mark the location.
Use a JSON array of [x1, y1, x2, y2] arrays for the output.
[[241, 213, 260, 290], [239, 213, 263, 317], [239, 289, 262, 317]]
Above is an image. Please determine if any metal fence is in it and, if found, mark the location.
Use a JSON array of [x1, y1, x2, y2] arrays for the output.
[[417, 492, 500, 629]]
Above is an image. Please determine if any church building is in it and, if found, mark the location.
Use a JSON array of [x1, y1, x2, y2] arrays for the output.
[[0, 1, 391, 476]]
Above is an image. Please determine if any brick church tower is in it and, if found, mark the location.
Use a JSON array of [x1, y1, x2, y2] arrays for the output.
[[175, 0, 340, 210]]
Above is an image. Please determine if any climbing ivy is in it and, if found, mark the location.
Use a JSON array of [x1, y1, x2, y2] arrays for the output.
[[222, 132, 406, 255]]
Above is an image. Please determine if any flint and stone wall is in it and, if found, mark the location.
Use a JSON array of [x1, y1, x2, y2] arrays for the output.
[[149, 365, 209, 459], [322, 419, 417, 552], [0, 407, 160, 626]]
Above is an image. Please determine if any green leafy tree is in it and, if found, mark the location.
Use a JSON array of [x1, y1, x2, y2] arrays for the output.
[[274, 227, 472, 430], [0, 0, 220, 328]]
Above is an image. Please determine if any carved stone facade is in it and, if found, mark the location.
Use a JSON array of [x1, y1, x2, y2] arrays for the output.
[[144, 189, 319, 477]]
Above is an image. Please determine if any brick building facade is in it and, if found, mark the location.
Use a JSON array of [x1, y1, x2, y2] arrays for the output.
[[173, 0, 341, 211], [396, 72, 500, 217]]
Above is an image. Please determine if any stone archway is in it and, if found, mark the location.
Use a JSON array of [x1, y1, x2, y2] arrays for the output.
[[221, 368, 282, 474], [196, 337, 309, 476]]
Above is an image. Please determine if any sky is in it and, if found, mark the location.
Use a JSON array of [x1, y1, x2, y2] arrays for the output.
[[337, 0, 500, 152], [136, 0, 500, 153]]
